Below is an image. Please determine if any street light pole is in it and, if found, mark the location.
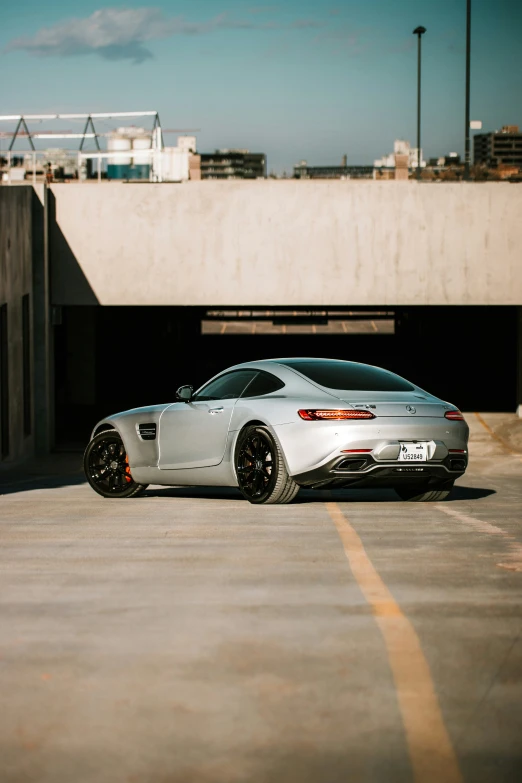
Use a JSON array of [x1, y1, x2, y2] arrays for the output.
[[464, 0, 471, 180], [413, 26, 426, 181]]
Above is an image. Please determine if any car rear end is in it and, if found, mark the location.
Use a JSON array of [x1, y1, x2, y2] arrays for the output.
[[275, 399, 468, 489]]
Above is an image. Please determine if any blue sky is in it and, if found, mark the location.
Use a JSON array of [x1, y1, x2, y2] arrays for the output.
[[2, 0, 521, 172]]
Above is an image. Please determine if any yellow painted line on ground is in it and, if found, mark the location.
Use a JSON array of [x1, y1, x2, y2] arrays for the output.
[[474, 412, 522, 459], [326, 502, 463, 783]]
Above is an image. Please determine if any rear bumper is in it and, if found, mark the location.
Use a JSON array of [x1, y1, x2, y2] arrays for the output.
[[273, 418, 469, 476], [293, 453, 467, 488]]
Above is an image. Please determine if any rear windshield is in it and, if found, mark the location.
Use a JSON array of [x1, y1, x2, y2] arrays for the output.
[[280, 360, 414, 392]]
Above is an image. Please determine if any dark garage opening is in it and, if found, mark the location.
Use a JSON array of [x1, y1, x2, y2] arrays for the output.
[[54, 305, 519, 447]]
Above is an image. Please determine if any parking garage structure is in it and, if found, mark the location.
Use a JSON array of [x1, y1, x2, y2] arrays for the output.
[[1, 180, 521, 459]]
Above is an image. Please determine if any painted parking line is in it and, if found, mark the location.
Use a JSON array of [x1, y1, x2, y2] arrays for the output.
[[437, 504, 522, 572], [326, 502, 462, 783]]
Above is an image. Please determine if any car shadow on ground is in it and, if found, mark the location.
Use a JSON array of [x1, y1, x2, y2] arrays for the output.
[[0, 461, 495, 503], [142, 486, 248, 501], [141, 486, 400, 503], [141, 485, 496, 503], [447, 486, 496, 501]]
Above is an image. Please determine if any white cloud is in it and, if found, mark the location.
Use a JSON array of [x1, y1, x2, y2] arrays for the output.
[[6, 6, 322, 64]]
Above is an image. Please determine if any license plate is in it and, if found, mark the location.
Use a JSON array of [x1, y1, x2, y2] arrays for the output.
[[399, 442, 428, 462]]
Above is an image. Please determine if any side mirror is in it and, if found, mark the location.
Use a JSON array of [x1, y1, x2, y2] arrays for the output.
[[176, 385, 193, 403]]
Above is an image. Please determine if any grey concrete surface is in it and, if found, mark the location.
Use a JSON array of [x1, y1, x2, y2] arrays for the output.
[[0, 414, 521, 782], [48, 182, 522, 306]]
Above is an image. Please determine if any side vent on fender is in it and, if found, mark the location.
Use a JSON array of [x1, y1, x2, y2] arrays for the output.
[[138, 423, 156, 441]]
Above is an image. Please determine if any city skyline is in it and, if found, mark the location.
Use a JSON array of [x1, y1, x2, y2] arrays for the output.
[[2, 0, 521, 172]]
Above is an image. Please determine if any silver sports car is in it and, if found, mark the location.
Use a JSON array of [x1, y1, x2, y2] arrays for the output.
[[84, 358, 469, 504]]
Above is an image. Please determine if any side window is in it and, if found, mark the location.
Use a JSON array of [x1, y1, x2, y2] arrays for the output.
[[241, 371, 285, 398], [193, 370, 258, 401]]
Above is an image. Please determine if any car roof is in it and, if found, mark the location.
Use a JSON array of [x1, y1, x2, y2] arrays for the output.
[[202, 358, 424, 399], [230, 357, 372, 370], [224, 358, 420, 393], [235, 357, 358, 365]]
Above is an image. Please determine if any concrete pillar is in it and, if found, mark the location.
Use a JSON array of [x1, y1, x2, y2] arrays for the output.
[[0, 186, 37, 464]]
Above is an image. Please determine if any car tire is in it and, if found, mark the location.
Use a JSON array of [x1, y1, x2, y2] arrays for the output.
[[395, 480, 455, 502], [235, 425, 299, 505], [84, 429, 148, 499]]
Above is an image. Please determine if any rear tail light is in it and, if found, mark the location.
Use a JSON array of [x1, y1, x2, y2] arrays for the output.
[[449, 449, 466, 453], [341, 448, 373, 453], [298, 409, 375, 421], [445, 410, 465, 421]]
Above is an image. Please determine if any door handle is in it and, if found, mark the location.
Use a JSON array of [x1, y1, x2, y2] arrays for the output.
[[209, 407, 224, 414]]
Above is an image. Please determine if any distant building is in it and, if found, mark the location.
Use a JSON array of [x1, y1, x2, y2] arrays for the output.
[[105, 131, 200, 183], [188, 153, 201, 181], [374, 140, 425, 172], [161, 136, 200, 182], [10, 149, 78, 182], [200, 151, 266, 179], [177, 136, 197, 154], [373, 168, 395, 181], [428, 153, 461, 168], [474, 126, 522, 168], [107, 127, 153, 181], [393, 154, 409, 181], [293, 160, 373, 179]]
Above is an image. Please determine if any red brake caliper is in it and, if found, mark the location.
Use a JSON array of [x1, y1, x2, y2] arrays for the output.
[[124, 455, 132, 483]]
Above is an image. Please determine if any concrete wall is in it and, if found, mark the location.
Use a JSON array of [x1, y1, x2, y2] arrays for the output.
[[50, 181, 522, 306], [0, 187, 37, 463]]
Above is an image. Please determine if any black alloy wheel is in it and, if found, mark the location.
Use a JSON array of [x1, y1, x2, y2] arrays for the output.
[[84, 429, 148, 499], [235, 425, 299, 505], [237, 429, 275, 500]]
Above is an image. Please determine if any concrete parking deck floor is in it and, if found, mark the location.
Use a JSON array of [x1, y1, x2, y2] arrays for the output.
[[1, 414, 521, 783]]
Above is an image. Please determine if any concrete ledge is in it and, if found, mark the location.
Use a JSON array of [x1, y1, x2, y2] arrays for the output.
[[48, 181, 522, 306]]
